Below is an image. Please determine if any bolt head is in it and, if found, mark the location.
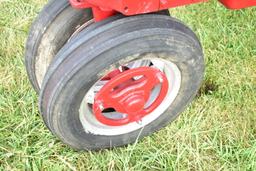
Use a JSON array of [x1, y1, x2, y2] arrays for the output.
[[156, 73, 164, 83], [97, 102, 104, 111], [136, 119, 142, 125]]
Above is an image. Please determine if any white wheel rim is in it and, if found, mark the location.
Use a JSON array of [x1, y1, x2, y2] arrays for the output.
[[79, 58, 181, 136]]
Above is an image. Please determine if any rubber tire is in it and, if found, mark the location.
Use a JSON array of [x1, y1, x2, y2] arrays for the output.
[[40, 14, 204, 150], [25, 0, 93, 92]]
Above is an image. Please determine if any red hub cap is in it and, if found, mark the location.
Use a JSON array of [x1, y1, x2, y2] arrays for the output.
[[93, 67, 169, 126]]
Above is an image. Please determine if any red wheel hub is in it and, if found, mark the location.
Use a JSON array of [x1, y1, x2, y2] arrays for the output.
[[93, 67, 169, 126]]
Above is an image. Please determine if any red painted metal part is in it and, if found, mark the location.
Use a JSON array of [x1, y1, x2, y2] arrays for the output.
[[159, 0, 204, 10], [70, 0, 256, 21], [69, 0, 206, 21], [219, 0, 256, 9], [93, 67, 169, 126]]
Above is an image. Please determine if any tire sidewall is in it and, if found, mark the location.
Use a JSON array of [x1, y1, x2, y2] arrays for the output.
[[25, 0, 92, 92], [46, 31, 204, 150]]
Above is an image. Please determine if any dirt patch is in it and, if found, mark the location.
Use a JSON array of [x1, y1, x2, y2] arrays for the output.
[[197, 78, 219, 97]]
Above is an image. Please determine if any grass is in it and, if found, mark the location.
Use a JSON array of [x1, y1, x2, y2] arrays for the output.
[[0, 0, 255, 170]]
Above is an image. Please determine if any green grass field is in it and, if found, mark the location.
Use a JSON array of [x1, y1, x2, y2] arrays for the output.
[[0, 0, 255, 170]]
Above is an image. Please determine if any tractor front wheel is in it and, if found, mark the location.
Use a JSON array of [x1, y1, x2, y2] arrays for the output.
[[39, 14, 204, 150]]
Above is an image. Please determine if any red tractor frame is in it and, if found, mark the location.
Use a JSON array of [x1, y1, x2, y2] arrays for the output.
[[69, 0, 256, 21]]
